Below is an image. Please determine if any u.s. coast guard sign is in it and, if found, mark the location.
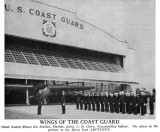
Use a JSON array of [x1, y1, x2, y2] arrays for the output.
[[42, 20, 56, 38]]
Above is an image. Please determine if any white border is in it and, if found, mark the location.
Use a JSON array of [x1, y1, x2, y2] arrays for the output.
[[0, 0, 160, 132]]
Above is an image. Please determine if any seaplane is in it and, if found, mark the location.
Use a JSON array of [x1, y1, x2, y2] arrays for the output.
[[5, 82, 95, 101]]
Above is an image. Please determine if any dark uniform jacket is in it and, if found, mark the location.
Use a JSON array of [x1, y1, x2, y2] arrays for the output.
[[149, 95, 155, 115], [76, 94, 81, 102], [149, 95, 155, 104], [120, 95, 126, 114], [109, 96, 114, 113], [91, 94, 96, 111], [132, 96, 138, 114], [61, 95, 66, 105], [80, 94, 84, 103], [114, 96, 119, 113], [140, 95, 146, 115]]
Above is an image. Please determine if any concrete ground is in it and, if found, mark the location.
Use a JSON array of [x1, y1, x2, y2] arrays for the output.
[[5, 105, 155, 119]]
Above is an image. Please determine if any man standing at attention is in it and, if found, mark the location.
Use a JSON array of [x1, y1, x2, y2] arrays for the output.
[[61, 91, 66, 114], [149, 91, 155, 115]]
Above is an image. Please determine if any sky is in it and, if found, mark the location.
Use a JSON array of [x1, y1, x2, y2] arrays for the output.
[[45, 0, 155, 89]]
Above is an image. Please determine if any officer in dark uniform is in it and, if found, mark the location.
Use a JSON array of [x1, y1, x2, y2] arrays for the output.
[[119, 91, 122, 113], [133, 94, 138, 115], [125, 93, 130, 114], [149, 91, 155, 115], [144, 92, 148, 114], [95, 93, 100, 111], [100, 93, 105, 112], [129, 92, 134, 114], [120, 91, 126, 114], [114, 93, 119, 113], [30, 83, 48, 115], [136, 94, 141, 114], [109, 93, 114, 113], [91, 93, 96, 111], [152, 88, 155, 97], [80, 92, 84, 110], [37, 88, 43, 115], [36, 88, 43, 115], [104, 92, 109, 112], [140, 92, 146, 116], [113, 93, 116, 112], [75, 92, 80, 109], [84, 94, 88, 110], [87, 93, 92, 111], [38, 99, 43, 115], [61, 91, 66, 114]]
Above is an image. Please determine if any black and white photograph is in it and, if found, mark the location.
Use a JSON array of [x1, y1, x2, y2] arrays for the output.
[[1, 0, 159, 131]]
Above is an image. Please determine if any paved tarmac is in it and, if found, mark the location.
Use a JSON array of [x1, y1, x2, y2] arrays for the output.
[[5, 105, 155, 119]]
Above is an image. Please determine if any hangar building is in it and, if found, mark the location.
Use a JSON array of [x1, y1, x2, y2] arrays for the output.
[[5, 0, 138, 105]]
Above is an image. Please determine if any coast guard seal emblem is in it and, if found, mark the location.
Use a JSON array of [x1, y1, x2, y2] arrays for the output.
[[42, 20, 56, 37]]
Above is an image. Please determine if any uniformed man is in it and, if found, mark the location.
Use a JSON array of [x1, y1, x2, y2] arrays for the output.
[[149, 91, 155, 115], [83, 94, 88, 110], [144, 92, 148, 114], [125, 93, 130, 114], [119, 91, 122, 113], [129, 92, 134, 114], [75, 92, 80, 109], [30, 83, 48, 115], [136, 94, 141, 114], [91, 93, 96, 111], [133, 94, 138, 115], [114, 93, 119, 113], [120, 91, 126, 114], [37, 100, 43, 115], [152, 88, 156, 97], [87, 93, 92, 111], [80, 92, 84, 110], [109, 93, 114, 113], [104, 92, 109, 112], [140, 92, 146, 116], [95, 93, 100, 111], [61, 91, 66, 114], [99, 93, 105, 112]]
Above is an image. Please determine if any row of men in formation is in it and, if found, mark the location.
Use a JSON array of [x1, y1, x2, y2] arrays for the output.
[[75, 91, 155, 115]]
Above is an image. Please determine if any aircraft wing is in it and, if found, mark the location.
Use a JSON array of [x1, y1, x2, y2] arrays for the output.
[[48, 85, 95, 91], [5, 84, 95, 91]]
